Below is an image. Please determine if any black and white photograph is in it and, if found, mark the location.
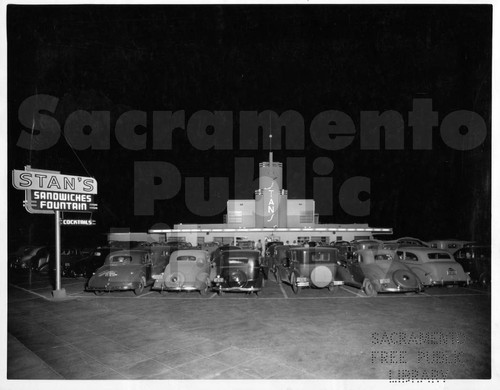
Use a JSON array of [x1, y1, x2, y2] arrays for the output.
[[1, 1, 495, 388]]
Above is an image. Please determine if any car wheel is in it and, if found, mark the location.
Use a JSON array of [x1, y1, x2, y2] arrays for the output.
[[94, 290, 105, 296], [199, 283, 209, 296], [363, 279, 377, 297], [134, 276, 146, 296], [273, 266, 281, 284], [291, 273, 301, 295], [328, 284, 339, 293], [479, 273, 488, 289]]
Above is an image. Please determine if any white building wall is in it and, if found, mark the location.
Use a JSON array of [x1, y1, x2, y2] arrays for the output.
[[287, 199, 315, 227]]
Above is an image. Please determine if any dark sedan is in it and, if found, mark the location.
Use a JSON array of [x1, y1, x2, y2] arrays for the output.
[[210, 249, 264, 295], [454, 245, 490, 287], [86, 249, 168, 295]]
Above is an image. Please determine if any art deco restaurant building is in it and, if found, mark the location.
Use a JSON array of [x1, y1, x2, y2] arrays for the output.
[[148, 153, 392, 246]]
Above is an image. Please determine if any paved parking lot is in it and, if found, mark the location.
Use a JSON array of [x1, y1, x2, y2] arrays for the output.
[[6, 271, 491, 381]]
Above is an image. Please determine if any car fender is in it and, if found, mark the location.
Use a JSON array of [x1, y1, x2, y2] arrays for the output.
[[407, 265, 431, 284], [289, 269, 300, 284]]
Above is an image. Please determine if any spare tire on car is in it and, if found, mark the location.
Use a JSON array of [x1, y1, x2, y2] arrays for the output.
[[392, 269, 418, 289]]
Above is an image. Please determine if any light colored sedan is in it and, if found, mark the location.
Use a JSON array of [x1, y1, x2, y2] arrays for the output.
[[396, 247, 471, 287], [152, 250, 211, 295]]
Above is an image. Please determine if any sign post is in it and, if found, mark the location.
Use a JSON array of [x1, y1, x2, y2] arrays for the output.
[[54, 210, 63, 297], [12, 166, 98, 300]]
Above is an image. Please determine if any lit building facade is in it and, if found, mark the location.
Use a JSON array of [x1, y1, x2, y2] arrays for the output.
[[149, 153, 392, 245]]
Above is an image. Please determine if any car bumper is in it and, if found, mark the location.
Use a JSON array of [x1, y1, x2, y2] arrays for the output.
[[215, 285, 262, 292], [86, 281, 140, 292], [426, 280, 470, 287], [151, 283, 200, 292], [380, 286, 422, 293], [212, 280, 263, 292]]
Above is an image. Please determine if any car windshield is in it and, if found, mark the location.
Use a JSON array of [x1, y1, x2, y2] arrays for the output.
[[374, 254, 393, 261], [110, 255, 133, 264], [229, 257, 250, 264], [307, 251, 335, 263], [177, 255, 197, 261], [427, 252, 451, 260]]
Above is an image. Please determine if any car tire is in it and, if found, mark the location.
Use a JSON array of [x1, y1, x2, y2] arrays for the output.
[[479, 273, 488, 289], [134, 276, 146, 296], [273, 266, 281, 284], [363, 279, 377, 297], [393, 269, 419, 290], [291, 273, 301, 295], [199, 283, 209, 296], [94, 290, 105, 296]]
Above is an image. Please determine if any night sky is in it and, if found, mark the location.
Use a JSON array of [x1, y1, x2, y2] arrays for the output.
[[7, 5, 491, 248]]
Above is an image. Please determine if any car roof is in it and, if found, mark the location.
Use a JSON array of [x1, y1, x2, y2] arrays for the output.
[[396, 246, 449, 254], [289, 247, 338, 252], [171, 249, 208, 258], [108, 249, 149, 255], [223, 249, 260, 256]]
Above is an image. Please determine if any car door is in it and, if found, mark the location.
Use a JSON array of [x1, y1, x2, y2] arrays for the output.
[[143, 253, 153, 281], [277, 249, 294, 282], [397, 250, 426, 280], [344, 253, 365, 286]]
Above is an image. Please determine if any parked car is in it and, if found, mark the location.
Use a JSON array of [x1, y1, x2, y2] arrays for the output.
[[330, 241, 354, 259], [9, 245, 38, 270], [86, 248, 169, 295], [396, 247, 470, 287], [199, 241, 220, 254], [210, 249, 264, 295], [265, 241, 284, 256], [428, 239, 475, 253], [72, 247, 112, 278], [453, 245, 490, 287], [350, 239, 382, 251], [61, 248, 87, 277], [209, 245, 241, 262], [165, 241, 193, 249], [152, 250, 211, 295], [10, 246, 53, 271], [275, 247, 343, 294], [268, 244, 301, 279], [336, 249, 423, 296], [387, 237, 429, 248], [263, 241, 284, 276], [235, 240, 255, 250]]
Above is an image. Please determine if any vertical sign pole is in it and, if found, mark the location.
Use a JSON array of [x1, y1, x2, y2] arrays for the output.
[[52, 210, 66, 299], [55, 210, 61, 290]]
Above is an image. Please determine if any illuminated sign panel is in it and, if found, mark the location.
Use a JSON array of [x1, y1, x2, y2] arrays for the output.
[[12, 169, 97, 194], [13, 167, 98, 215], [263, 177, 280, 227], [61, 219, 96, 226], [28, 190, 98, 211]]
